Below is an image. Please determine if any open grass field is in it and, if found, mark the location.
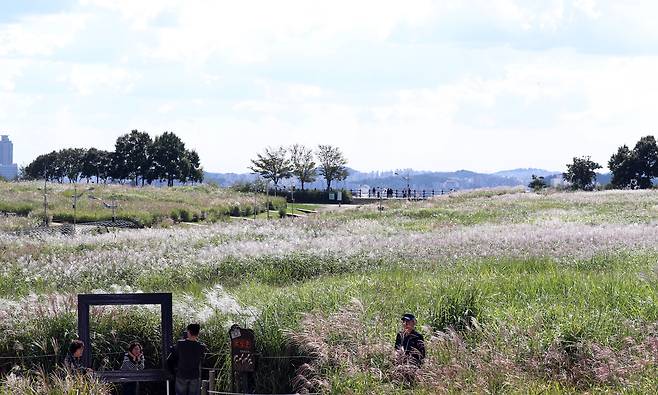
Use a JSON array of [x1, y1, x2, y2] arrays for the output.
[[0, 181, 287, 228], [0, 186, 657, 393]]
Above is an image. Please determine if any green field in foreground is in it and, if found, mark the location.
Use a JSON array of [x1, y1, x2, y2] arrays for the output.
[[0, 187, 657, 394]]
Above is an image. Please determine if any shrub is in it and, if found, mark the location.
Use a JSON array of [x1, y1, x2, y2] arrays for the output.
[[179, 208, 191, 222], [0, 202, 34, 216], [229, 205, 241, 217], [170, 210, 180, 222]]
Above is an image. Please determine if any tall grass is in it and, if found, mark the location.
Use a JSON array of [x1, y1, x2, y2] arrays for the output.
[[0, 188, 657, 393], [0, 182, 286, 226]]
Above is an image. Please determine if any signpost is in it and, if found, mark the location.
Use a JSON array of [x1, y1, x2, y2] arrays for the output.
[[229, 324, 256, 393]]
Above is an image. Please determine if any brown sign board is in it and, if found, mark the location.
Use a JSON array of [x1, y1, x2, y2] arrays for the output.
[[229, 324, 256, 373]]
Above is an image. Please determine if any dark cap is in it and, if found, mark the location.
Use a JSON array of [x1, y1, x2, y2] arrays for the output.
[[401, 313, 416, 322]]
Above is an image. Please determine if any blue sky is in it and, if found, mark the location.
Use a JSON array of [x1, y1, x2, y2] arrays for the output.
[[1, 0, 657, 173]]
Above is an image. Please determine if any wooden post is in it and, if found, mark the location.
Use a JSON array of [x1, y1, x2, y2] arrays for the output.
[[201, 379, 209, 395], [209, 370, 216, 392]]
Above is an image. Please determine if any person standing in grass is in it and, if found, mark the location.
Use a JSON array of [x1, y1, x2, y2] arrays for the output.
[[173, 323, 207, 395], [64, 340, 93, 374], [121, 342, 145, 395], [395, 313, 426, 365]]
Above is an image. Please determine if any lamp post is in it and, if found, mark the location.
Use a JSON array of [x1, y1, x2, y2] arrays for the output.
[[72, 185, 95, 231], [394, 171, 411, 201], [289, 183, 295, 220], [88, 194, 118, 223], [110, 196, 118, 223], [43, 172, 48, 227], [266, 180, 271, 220]]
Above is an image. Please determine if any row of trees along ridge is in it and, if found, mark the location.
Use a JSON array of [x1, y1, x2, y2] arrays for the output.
[[556, 135, 658, 191], [23, 131, 203, 186], [250, 144, 348, 191]]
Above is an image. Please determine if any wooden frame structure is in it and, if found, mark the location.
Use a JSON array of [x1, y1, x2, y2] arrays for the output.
[[77, 293, 173, 383]]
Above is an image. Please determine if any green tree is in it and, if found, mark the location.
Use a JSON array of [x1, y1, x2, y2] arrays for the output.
[[24, 151, 65, 182], [317, 145, 348, 191], [528, 175, 547, 191], [44, 151, 64, 182], [180, 150, 204, 184], [81, 148, 111, 184], [114, 130, 153, 186], [23, 153, 50, 180], [608, 136, 658, 189], [563, 156, 602, 190], [249, 146, 292, 193], [632, 135, 658, 189], [150, 132, 187, 187], [109, 151, 126, 183], [608, 145, 636, 188], [59, 148, 86, 183], [289, 144, 316, 190]]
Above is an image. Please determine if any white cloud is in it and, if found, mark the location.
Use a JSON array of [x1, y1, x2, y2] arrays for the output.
[[79, 0, 179, 29], [574, 0, 601, 19], [0, 13, 89, 57], [0, 60, 27, 91], [84, 0, 437, 63], [65, 64, 139, 95], [4, 0, 658, 174], [0, 92, 42, 121]]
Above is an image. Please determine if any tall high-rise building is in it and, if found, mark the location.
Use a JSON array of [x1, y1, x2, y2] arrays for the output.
[[0, 135, 18, 180]]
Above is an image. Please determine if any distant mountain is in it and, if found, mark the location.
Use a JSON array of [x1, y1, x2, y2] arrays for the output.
[[493, 168, 561, 185], [204, 168, 553, 191], [203, 172, 257, 186], [204, 168, 625, 191]]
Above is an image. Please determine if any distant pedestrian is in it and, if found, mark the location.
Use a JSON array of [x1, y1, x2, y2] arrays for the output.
[[395, 313, 425, 365], [121, 342, 145, 395], [172, 323, 207, 395], [64, 340, 92, 374]]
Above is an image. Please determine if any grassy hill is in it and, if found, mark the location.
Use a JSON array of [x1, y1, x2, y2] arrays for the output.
[[0, 187, 657, 393], [0, 181, 287, 228]]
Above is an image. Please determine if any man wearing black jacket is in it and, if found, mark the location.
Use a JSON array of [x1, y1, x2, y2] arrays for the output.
[[172, 323, 207, 395], [395, 313, 425, 365]]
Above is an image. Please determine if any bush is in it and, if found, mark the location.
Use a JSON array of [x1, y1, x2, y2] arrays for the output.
[[179, 208, 191, 222], [278, 207, 287, 218], [269, 197, 287, 211], [229, 205, 241, 217], [230, 181, 259, 193], [170, 210, 180, 222], [0, 202, 34, 216]]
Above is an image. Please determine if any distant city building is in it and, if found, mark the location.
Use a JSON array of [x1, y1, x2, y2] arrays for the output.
[[0, 135, 18, 180]]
